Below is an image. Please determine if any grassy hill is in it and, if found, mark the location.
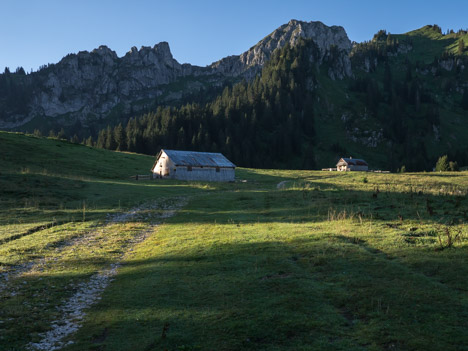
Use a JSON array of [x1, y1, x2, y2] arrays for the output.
[[404, 25, 468, 62], [315, 25, 468, 171], [1, 132, 468, 350]]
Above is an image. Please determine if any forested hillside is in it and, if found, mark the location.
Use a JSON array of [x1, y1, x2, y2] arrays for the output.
[[92, 40, 319, 169], [87, 26, 468, 170], [2, 23, 468, 170]]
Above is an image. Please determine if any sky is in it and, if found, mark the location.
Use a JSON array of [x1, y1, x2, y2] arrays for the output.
[[1, 0, 467, 72]]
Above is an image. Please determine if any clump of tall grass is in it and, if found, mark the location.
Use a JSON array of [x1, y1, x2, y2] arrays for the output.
[[435, 223, 464, 250], [327, 208, 365, 224]]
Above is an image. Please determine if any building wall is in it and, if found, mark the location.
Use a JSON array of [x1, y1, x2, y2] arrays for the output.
[[337, 163, 347, 171], [152, 152, 175, 177], [348, 165, 368, 171], [170, 166, 235, 181], [151, 154, 235, 181], [336, 160, 368, 172]]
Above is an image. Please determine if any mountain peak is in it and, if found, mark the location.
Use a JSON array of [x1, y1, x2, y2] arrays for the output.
[[152, 41, 174, 60], [210, 19, 352, 78], [91, 45, 118, 59], [123, 41, 174, 62]]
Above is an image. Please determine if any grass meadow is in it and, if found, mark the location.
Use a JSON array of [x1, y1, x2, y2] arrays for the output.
[[1, 132, 467, 351]]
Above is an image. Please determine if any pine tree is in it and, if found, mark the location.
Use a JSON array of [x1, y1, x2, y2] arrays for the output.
[[15, 67, 26, 75], [105, 126, 116, 150], [71, 134, 80, 144], [461, 89, 468, 110], [96, 130, 106, 149], [114, 123, 127, 151], [85, 136, 94, 147], [405, 63, 412, 82], [458, 39, 465, 55], [383, 62, 392, 95], [57, 128, 66, 139], [435, 155, 449, 171], [176, 127, 186, 149]]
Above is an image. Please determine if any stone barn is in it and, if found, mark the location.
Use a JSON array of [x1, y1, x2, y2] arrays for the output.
[[151, 149, 236, 181], [336, 157, 369, 171]]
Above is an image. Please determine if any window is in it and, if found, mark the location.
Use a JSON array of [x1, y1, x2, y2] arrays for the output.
[[187, 166, 192, 172], [216, 167, 220, 172]]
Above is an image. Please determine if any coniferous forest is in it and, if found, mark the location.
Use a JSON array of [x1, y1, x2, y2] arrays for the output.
[[84, 34, 468, 171], [91, 40, 319, 169]]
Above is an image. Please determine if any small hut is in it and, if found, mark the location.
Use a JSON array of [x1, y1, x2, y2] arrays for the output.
[[151, 149, 236, 181], [336, 157, 368, 171]]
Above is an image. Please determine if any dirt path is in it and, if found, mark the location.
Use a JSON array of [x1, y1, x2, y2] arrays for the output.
[[0, 199, 182, 294], [27, 197, 187, 351]]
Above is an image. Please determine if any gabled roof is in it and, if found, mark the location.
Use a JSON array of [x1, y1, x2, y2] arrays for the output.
[[337, 158, 368, 166], [159, 149, 236, 168]]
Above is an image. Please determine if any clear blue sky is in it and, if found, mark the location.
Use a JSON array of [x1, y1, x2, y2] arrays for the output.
[[1, 0, 467, 72]]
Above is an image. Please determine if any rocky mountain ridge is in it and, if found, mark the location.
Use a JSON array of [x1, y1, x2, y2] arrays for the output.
[[0, 20, 352, 129], [211, 19, 352, 77]]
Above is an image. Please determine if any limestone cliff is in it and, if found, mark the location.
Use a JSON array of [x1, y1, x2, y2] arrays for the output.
[[0, 20, 352, 129], [211, 19, 352, 78]]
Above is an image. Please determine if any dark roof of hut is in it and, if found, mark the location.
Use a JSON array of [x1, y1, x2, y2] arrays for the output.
[[159, 150, 236, 168], [337, 158, 368, 166]]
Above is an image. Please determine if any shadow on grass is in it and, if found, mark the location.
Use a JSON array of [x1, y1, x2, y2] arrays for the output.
[[7, 236, 465, 351], [171, 184, 468, 226], [2, 170, 467, 229]]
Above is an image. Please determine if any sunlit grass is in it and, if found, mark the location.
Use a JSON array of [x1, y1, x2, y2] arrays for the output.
[[0, 132, 467, 350]]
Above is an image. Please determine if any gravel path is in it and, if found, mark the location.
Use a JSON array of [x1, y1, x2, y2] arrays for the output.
[[0, 221, 103, 295], [27, 197, 187, 351]]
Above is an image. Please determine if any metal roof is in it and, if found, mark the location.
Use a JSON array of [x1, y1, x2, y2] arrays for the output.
[[337, 158, 368, 166], [160, 149, 236, 168]]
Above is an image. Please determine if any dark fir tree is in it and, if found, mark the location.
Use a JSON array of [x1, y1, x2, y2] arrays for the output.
[[458, 39, 465, 55], [462, 89, 468, 110]]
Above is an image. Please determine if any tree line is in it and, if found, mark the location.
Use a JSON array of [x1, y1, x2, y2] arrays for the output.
[[77, 39, 319, 169]]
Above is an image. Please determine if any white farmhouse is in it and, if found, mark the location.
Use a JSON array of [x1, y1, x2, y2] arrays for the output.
[[336, 157, 369, 171], [151, 149, 236, 181]]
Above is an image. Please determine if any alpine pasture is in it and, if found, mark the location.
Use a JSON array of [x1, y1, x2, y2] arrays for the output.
[[1, 132, 467, 351]]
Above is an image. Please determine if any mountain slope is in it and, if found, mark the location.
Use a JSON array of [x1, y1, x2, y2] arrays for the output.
[[1, 22, 468, 171], [92, 26, 468, 171], [0, 20, 351, 132]]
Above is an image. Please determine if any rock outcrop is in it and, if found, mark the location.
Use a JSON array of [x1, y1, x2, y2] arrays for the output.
[[0, 20, 353, 129], [211, 19, 352, 78]]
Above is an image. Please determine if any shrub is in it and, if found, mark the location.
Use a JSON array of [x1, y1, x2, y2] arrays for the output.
[[435, 155, 449, 172], [436, 224, 463, 250], [449, 161, 459, 172]]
